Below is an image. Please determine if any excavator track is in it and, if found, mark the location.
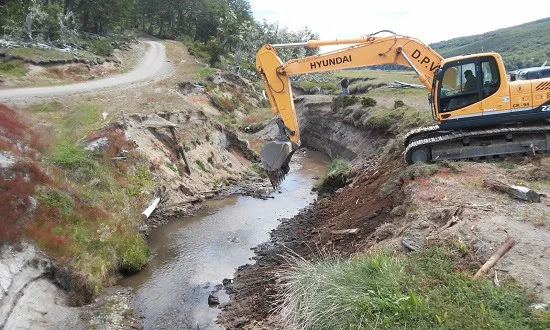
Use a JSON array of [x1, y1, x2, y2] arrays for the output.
[[403, 125, 442, 146], [404, 125, 550, 164]]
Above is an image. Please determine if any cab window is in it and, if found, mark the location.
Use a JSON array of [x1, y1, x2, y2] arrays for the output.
[[481, 57, 500, 97], [438, 62, 480, 112]]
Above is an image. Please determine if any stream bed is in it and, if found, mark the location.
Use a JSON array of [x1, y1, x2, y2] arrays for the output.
[[118, 150, 330, 329]]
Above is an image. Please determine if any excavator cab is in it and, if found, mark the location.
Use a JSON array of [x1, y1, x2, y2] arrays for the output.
[[433, 54, 505, 127]]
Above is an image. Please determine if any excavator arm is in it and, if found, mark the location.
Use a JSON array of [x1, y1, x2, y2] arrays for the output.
[[256, 31, 443, 188]]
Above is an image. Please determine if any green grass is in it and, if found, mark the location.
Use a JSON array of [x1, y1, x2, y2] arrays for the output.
[[364, 104, 434, 136], [196, 160, 207, 172], [50, 141, 95, 169], [28, 101, 62, 113], [0, 60, 28, 77], [321, 158, 350, 180], [314, 158, 350, 190], [197, 66, 215, 80], [251, 162, 268, 178], [496, 161, 518, 170], [277, 244, 549, 330], [62, 104, 102, 136], [165, 162, 178, 173]]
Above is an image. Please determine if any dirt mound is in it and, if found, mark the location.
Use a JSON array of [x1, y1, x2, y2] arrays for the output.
[[219, 152, 550, 329]]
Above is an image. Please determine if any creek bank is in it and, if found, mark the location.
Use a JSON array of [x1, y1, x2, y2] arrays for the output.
[[117, 150, 330, 329], [115, 109, 271, 235], [218, 94, 550, 329]]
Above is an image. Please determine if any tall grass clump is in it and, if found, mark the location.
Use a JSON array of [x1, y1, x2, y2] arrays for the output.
[[314, 158, 350, 191], [277, 245, 549, 329], [0, 60, 28, 77]]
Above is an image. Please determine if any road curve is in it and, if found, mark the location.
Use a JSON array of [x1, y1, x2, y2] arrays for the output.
[[0, 41, 169, 102]]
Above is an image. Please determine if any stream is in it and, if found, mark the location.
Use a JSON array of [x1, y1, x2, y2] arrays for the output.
[[118, 150, 330, 329]]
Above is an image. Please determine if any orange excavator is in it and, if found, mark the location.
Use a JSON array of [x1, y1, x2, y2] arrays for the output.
[[256, 30, 550, 188]]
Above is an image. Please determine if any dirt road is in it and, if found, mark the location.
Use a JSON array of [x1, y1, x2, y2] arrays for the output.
[[0, 41, 170, 103]]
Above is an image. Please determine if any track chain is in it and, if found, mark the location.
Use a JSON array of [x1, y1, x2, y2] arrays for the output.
[[404, 125, 550, 163], [403, 125, 441, 146]]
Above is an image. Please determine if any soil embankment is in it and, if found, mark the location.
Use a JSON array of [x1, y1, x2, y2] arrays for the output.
[[219, 94, 550, 329]]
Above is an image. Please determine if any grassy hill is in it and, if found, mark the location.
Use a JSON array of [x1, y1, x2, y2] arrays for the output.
[[430, 17, 550, 71]]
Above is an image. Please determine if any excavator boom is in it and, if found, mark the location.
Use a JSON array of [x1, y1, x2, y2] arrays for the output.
[[256, 31, 442, 188]]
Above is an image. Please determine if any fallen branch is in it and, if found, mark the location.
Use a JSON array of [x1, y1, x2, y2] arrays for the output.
[[473, 237, 516, 279]]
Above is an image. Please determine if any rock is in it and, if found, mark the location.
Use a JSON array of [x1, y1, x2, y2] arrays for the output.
[[531, 303, 548, 310], [208, 293, 219, 306], [0, 151, 15, 169], [85, 137, 109, 152], [373, 223, 395, 241], [402, 236, 425, 251]]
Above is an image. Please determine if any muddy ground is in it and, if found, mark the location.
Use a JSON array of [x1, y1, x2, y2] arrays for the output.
[[218, 153, 550, 329]]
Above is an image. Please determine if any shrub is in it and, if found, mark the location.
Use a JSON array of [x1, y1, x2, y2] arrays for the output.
[[394, 100, 405, 108], [361, 97, 377, 107], [89, 39, 113, 57], [331, 95, 359, 111], [196, 160, 207, 171], [314, 158, 350, 193]]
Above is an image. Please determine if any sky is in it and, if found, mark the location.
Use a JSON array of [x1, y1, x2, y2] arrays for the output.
[[248, 0, 550, 46]]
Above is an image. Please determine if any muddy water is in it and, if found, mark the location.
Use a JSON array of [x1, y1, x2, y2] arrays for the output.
[[118, 150, 330, 330]]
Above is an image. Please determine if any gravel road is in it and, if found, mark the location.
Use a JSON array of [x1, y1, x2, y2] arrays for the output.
[[0, 40, 170, 103]]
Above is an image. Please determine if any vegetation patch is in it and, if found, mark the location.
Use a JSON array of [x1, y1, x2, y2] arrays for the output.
[[0, 59, 28, 77], [314, 158, 350, 194], [277, 244, 549, 330], [28, 101, 62, 113], [89, 39, 113, 57], [1, 105, 151, 304], [196, 159, 207, 172]]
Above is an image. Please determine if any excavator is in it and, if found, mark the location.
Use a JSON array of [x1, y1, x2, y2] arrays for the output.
[[256, 30, 550, 188]]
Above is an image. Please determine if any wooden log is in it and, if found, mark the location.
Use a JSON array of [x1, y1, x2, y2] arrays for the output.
[[473, 237, 516, 279], [483, 178, 541, 202]]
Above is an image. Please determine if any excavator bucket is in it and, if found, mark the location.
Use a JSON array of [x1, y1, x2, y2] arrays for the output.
[[260, 140, 297, 189]]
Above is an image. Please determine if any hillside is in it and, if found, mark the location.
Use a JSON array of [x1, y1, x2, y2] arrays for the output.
[[1, 24, 550, 329], [430, 17, 550, 71]]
